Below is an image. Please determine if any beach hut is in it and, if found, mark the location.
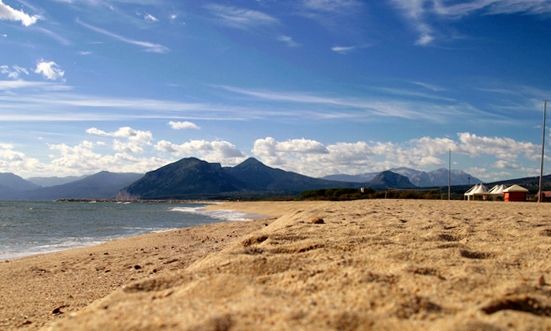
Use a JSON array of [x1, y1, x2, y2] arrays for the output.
[[464, 184, 488, 201], [502, 185, 529, 202]]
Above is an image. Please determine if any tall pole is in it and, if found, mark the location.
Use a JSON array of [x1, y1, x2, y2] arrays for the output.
[[448, 149, 451, 201], [538, 100, 548, 203]]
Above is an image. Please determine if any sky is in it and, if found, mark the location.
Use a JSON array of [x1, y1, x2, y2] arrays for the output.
[[1, 0, 551, 181]]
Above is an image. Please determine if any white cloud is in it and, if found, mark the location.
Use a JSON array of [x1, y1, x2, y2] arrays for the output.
[[301, 0, 361, 12], [34, 60, 65, 81], [0, 65, 29, 79], [0, 0, 39, 26], [277, 35, 300, 47], [331, 45, 356, 54], [78, 51, 92, 56], [391, 0, 551, 46], [0, 143, 41, 176], [155, 139, 244, 165], [77, 19, 169, 53], [144, 13, 158, 22], [86, 126, 153, 154], [168, 121, 200, 130], [205, 4, 279, 30], [251, 133, 539, 178]]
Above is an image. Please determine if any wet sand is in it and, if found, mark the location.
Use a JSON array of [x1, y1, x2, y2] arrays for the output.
[[2, 200, 551, 330]]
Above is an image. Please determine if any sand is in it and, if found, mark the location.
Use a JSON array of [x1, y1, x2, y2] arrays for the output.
[[0, 219, 272, 330], [1, 200, 550, 330]]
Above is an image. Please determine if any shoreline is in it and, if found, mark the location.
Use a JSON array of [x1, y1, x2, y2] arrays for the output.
[[0, 210, 275, 330], [0, 201, 265, 262]]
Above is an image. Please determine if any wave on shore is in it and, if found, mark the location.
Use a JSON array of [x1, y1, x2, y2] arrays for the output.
[[170, 206, 256, 221]]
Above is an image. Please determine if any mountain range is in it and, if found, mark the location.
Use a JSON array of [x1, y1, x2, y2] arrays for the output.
[[0, 157, 545, 201], [323, 167, 480, 187], [0, 172, 142, 201], [121, 157, 354, 199]]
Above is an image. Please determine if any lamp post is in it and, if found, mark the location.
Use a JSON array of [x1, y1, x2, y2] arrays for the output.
[[538, 100, 548, 203]]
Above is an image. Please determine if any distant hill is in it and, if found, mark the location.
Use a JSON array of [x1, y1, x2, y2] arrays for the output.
[[122, 158, 242, 199], [324, 167, 480, 187], [27, 175, 86, 187], [17, 172, 143, 201], [322, 172, 378, 183], [122, 157, 354, 199], [368, 171, 416, 189], [0, 173, 40, 191]]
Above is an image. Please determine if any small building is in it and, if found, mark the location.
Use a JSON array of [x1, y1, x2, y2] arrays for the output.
[[503, 184, 529, 202]]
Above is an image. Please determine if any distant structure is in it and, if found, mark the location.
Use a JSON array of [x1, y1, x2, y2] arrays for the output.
[[464, 184, 488, 201], [538, 100, 548, 203], [503, 185, 529, 202]]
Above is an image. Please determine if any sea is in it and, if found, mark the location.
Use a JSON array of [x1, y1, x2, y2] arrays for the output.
[[0, 201, 253, 260]]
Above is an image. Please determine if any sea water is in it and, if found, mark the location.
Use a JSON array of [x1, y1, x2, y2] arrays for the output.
[[0, 201, 252, 260]]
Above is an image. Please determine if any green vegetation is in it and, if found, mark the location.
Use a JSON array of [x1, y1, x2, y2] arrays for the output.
[[298, 188, 447, 201]]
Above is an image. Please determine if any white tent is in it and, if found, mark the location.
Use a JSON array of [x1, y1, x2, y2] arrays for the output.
[[464, 184, 488, 200], [488, 184, 506, 195]]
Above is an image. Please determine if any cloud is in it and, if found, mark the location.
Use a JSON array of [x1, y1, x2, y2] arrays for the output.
[[301, 0, 361, 13], [390, 0, 551, 46], [77, 19, 169, 53], [205, 4, 279, 30], [250, 133, 539, 178], [143, 13, 158, 22], [0, 79, 69, 90], [34, 60, 65, 81], [155, 139, 245, 165], [277, 35, 300, 47], [168, 121, 200, 130], [86, 126, 152, 154], [0, 143, 41, 176], [0, 0, 39, 26], [331, 45, 356, 54], [0, 65, 29, 79]]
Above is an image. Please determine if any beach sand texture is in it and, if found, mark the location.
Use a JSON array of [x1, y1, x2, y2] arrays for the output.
[[38, 200, 551, 331], [1, 200, 550, 330]]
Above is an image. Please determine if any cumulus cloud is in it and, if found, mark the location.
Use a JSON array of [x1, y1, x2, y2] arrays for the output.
[[168, 121, 200, 130], [155, 139, 244, 165], [48, 140, 165, 176], [34, 60, 65, 81], [0, 0, 39, 26], [144, 13, 158, 22], [251, 133, 537, 178], [0, 143, 41, 177], [86, 126, 153, 154]]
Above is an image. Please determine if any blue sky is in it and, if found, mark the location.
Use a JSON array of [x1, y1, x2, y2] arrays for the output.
[[0, 0, 551, 181]]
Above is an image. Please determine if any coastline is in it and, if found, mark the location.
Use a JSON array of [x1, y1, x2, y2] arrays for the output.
[[0, 212, 273, 330], [2, 200, 550, 330]]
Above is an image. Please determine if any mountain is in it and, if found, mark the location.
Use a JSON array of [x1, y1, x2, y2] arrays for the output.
[[325, 167, 480, 187], [426, 168, 480, 187], [226, 157, 347, 192], [368, 171, 417, 189], [0, 173, 40, 191], [122, 157, 354, 199], [27, 175, 85, 187], [18, 171, 143, 201], [322, 172, 378, 183], [122, 158, 243, 199]]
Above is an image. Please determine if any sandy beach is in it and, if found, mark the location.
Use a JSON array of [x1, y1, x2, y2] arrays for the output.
[[1, 200, 550, 330]]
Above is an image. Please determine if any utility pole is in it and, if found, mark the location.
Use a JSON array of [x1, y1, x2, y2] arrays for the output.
[[538, 100, 548, 203], [448, 149, 451, 201]]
